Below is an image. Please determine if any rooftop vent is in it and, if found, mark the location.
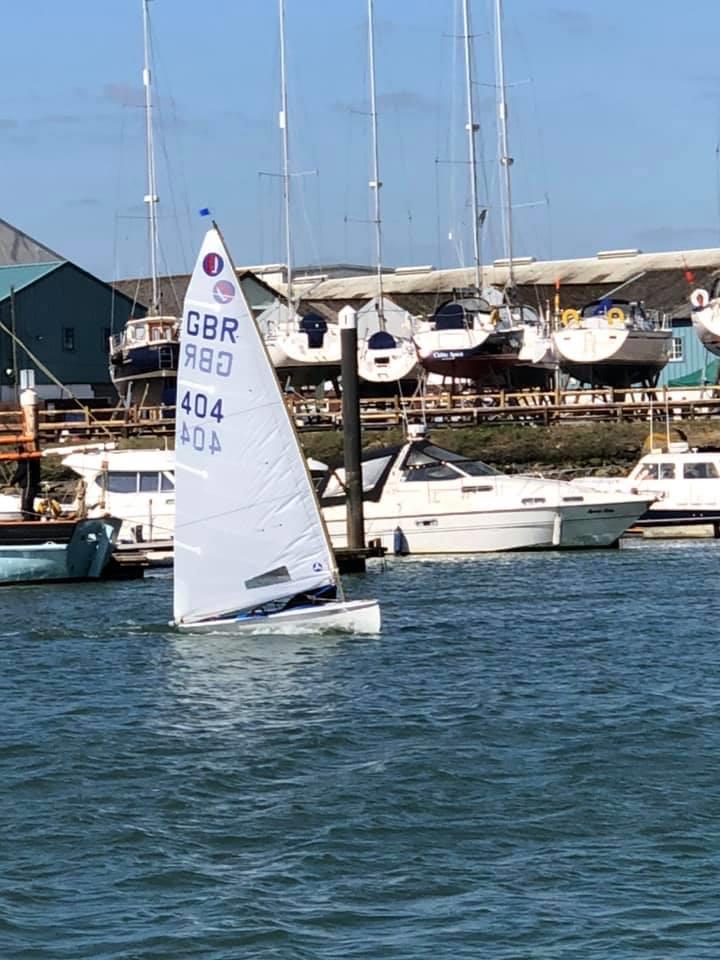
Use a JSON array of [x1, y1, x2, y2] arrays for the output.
[[596, 248, 642, 260], [394, 265, 434, 275], [493, 256, 536, 267]]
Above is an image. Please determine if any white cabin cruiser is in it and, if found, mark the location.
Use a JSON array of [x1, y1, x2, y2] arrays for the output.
[[319, 435, 654, 553], [61, 447, 175, 544], [575, 441, 720, 533], [553, 298, 671, 388]]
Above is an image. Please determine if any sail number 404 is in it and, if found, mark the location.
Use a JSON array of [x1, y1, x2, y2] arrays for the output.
[[180, 390, 224, 422], [180, 421, 222, 455]]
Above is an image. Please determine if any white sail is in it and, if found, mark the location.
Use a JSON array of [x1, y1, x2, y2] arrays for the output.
[[173, 226, 337, 625]]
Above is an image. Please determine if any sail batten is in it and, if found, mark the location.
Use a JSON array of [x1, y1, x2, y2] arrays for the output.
[[173, 227, 337, 626]]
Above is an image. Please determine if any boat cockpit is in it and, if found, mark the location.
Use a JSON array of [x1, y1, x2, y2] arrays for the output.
[[111, 316, 178, 353], [579, 298, 655, 331], [298, 313, 329, 349]]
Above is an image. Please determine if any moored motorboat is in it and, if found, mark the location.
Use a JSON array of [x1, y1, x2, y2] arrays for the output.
[[0, 517, 120, 585], [575, 440, 720, 534], [319, 432, 654, 554]]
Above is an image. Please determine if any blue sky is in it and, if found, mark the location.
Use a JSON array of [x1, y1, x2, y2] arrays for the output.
[[2, 0, 719, 281]]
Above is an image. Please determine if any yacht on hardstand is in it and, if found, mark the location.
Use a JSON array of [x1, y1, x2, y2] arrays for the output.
[[689, 283, 720, 356], [553, 298, 671, 388], [319, 430, 654, 554], [413, 292, 525, 386], [109, 0, 180, 408]]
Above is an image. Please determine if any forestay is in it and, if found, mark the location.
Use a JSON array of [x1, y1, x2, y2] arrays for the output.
[[173, 227, 337, 625]]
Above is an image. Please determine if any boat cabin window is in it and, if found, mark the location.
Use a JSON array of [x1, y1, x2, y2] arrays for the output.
[[323, 454, 394, 499], [97, 470, 175, 494], [458, 460, 500, 477], [406, 444, 465, 466], [405, 464, 459, 482], [101, 471, 138, 494], [635, 462, 675, 481], [683, 462, 719, 479]]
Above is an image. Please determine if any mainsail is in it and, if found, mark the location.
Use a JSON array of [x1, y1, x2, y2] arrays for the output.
[[173, 227, 337, 625]]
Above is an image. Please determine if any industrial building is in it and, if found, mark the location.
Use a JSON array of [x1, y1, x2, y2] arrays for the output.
[[0, 218, 140, 404]]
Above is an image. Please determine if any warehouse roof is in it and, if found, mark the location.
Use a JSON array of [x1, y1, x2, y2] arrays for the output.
[[0, 261, 64, 300]]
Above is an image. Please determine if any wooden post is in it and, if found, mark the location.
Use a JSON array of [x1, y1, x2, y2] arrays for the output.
[[20, 387, 39, 453], [339, 305, 364, 550]]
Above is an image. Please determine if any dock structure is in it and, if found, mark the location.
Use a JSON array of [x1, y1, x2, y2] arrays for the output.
[[3, 385, 720, 444]]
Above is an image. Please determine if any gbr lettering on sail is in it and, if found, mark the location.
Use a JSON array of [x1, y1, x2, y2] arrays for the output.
[[178, 309, 238, 457]]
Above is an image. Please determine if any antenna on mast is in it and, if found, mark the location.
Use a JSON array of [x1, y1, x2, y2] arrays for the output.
[[142, 0, 160, 314], [367, 0, 385, 329], [278, 0, 294, 312], [461, 0, 483, 292]]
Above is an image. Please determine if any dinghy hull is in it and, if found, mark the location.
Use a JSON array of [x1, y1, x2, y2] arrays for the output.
[[177, 599, 381, 635]]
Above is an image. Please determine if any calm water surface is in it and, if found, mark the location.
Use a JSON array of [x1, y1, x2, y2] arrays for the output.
[[1, 540, 719, 958]]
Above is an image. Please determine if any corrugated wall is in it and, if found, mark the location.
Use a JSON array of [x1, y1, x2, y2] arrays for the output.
[[0, 263, 137, 397]]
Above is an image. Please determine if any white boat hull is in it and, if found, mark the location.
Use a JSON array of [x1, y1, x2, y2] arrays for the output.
[[324, 500, 649, 554], [553, 327, 670, 387], [176, 598, 381, 635], [357, 339, 419, 383], [692, 303, 720, 357]]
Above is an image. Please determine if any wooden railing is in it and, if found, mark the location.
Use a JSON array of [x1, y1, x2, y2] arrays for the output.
[[7, 384, 718, 443]]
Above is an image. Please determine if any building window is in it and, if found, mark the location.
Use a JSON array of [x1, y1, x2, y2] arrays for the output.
[[670, 337, 683, 362], [62, 327, 75, 351]]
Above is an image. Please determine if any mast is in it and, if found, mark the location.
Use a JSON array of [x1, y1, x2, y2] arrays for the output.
[[494, 0, 514, 288], [142, 0, 160, 314], [462, 0, 482, 292], [278, 0, 294, 311], [367, 0, 385, 328]]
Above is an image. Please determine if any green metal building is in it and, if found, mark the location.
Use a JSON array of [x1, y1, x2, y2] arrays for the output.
[[0, 219, 139, 403]]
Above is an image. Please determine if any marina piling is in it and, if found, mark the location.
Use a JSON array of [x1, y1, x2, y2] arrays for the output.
[[339, 305, 365, 550]]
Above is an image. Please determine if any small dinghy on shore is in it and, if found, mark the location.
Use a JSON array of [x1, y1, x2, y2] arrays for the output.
[[172, 224, 380, 635]]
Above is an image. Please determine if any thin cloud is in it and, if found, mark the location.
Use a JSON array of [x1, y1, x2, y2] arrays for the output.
[[634, 226, 720, 249], [544, 8, 596, 37], [333, 90, 438, 115], [36, 114, 82, 126], [102, 83, 145, 108]]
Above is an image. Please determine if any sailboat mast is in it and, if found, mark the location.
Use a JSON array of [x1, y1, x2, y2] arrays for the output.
[[367, 0, 385, 327], [462, 0, 482, 293], [494, 0, 514, 287], [278, 0, 294, 310], [142, 0, 160, 314]]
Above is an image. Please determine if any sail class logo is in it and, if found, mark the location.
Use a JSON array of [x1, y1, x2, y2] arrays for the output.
[[212, 280, 236, 304], [203, 252, 224, 277]]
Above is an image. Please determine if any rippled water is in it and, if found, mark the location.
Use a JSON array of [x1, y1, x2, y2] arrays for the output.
[[2, 540, 719, 958]]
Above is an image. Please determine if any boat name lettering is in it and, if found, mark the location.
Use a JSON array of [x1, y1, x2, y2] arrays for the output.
[[432, 350, 466, 361], [181, 390, 225, 423], [180, 421, 222, 455], [183, 343, 233, 377], [186, 310, 239, 343]]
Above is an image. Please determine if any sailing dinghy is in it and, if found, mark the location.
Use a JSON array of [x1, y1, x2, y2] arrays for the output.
[[172, 225, 381, 634]]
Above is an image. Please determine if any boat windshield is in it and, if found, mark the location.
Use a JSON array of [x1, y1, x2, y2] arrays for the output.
[[403, 443, 499, 477]]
